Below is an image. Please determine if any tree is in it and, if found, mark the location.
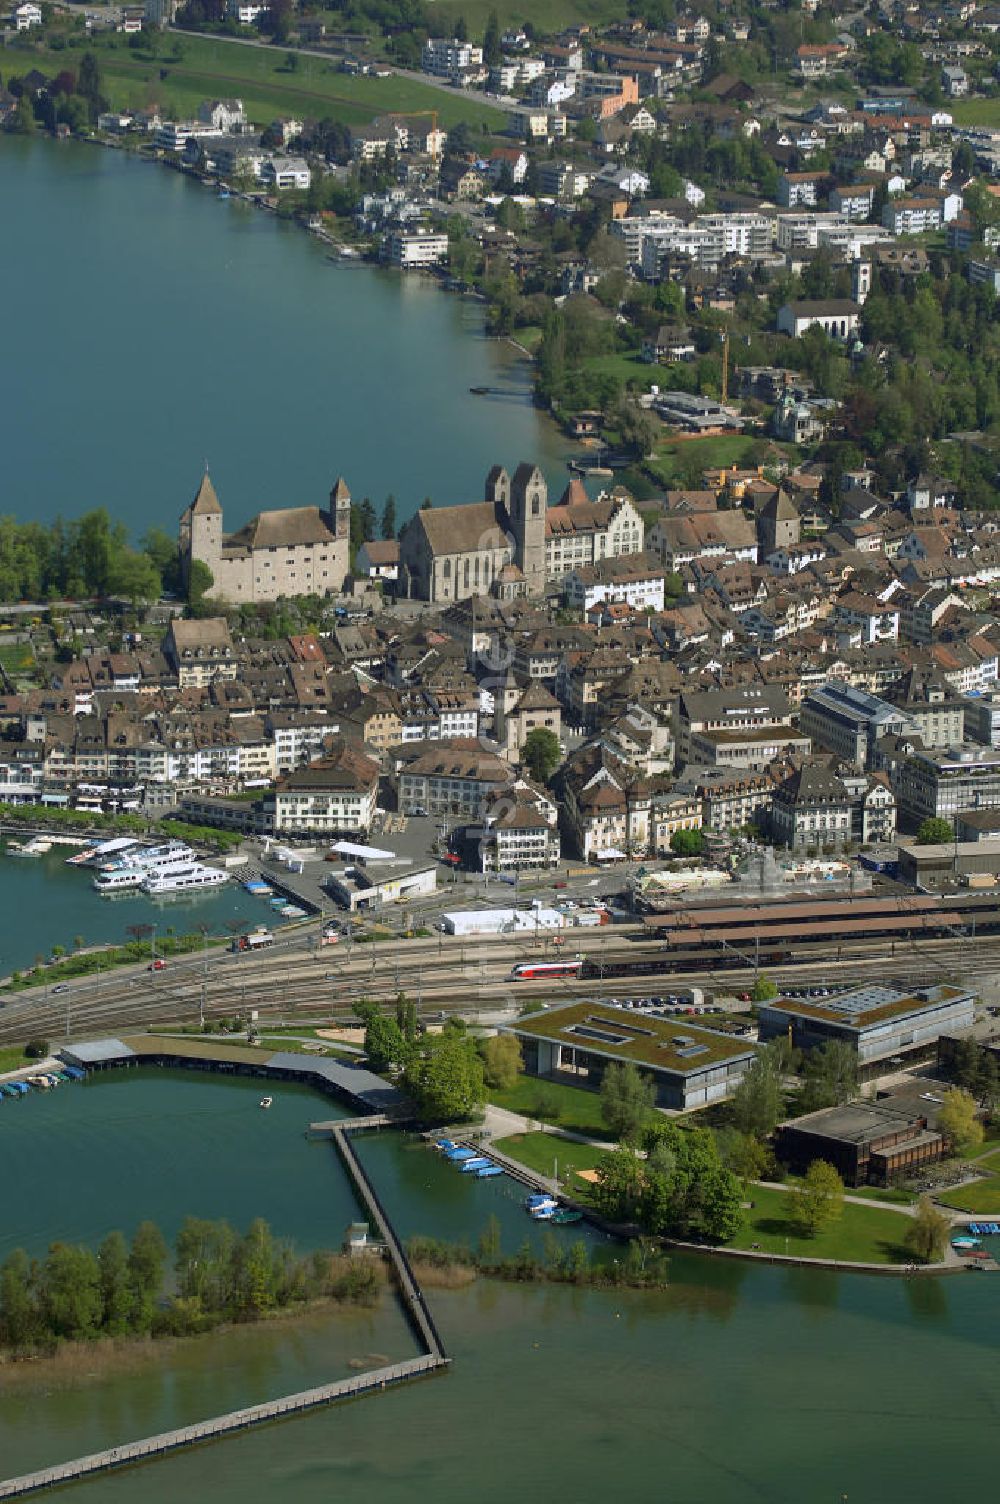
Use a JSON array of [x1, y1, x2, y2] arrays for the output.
[[751, 974, 778, 1003], [600, 1061, 656, 1143], [406, 1032, 484, 1121], [937, 1086, 983, 1152], [358, 497, 377, 542], [7, 92, 36, 135], [592, 1143, 645, 1222], [233, 1218, 280, 1314], [454, 15, 468, 42], [110, 549, 161, 606], [483, 8, 501, 66], [699, 1165, 744, 1242], [800, 1041, 858, 1112], [364, 1010, 407, 1074], [128, 1221, 167, 1328], [482, 1033, 522, 1091], [796, 1160, 844, 1236], [521, 727, 561, 784], [0, 1250, 38, 1349], [97, 1230, 133, 1333], [669, 828, 704, 858], [76, 51, 106, 123], [730, 1049, 784, 1140], [917, 817, 953, 845], [906, 1196, 951, 1264], [40, 1243, 102, 1339], [187, 558, 214, 606], [380, 494, 397, 540]]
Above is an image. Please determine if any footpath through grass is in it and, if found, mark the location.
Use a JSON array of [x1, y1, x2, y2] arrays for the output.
[[727, 1185, 913, 1265], [487, 1075, 609, 1136], [493, 1130, 606, 1189]]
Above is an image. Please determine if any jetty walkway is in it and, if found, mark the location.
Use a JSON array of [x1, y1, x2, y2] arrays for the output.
[[0, 1098, 448, 1497], [312, 1115, 448, 1360], [0, 1357, 443, 1500]]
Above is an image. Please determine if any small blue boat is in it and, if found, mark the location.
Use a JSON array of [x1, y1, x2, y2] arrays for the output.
[[445, 1147, 476, 1162], [434, 1139, 455, 1152], [476, 1164, 503, 1178], [62, 1065, 85, 1081], [460, 1157, 492, 1173]]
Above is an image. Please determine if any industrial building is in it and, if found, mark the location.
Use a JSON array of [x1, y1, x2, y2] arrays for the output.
[[510, 1000, 755, 1110], [896, 837, 1000, 889], [758, 983, 977, 1067]]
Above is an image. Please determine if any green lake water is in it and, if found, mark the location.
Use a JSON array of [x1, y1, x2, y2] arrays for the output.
[[1, 1070, 998, 1501], [0, 846, 287, 974], [0, 137, 576, 536]]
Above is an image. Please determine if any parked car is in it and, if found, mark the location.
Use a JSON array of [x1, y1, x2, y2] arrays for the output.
[[148, 958, 167, 972]]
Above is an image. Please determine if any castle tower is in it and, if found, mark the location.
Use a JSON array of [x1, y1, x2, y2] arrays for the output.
[[509, 462, 547, 597], [179, 470, 223, 589], [328, 476, 352, 542], [851, 259, 872, 306]]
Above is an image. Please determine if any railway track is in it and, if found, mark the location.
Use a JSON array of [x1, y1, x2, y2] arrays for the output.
[[4, 930, 1000, 1047]]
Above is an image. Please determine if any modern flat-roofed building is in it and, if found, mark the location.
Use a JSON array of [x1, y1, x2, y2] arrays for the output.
[[894, 743, 1000, 827], [758, 982, 976, 1067], [799, 681, 914, 769], [511, 1000, 756, 1111], [775, 1100, 944, 1186]]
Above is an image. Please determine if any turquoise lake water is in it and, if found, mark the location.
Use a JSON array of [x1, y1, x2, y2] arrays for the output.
[[0, 137, 575, 538]]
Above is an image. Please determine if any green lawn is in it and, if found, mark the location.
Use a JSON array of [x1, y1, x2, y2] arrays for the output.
[[959, 1128, 1000, 1161], [487, 1075, 611, 1137], [6, 31, 505, 130], [581, 352, 656, 390], [0, 641, 35, 676], [728, 1185, 913, 1265], [951, 98, 1000, 126], [428, 0, 629, 35], [645, 434, 764, 486], [937, 1176, 1000, 1216], [493, 1130, 605, 1188], [0, 1045, 38, 1073]]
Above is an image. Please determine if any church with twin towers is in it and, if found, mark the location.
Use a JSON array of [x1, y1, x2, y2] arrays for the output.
[[180, 462, 644, 605]]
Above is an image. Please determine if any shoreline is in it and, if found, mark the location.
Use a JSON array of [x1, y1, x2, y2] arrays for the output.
[[0, 1292, 389, 1394]]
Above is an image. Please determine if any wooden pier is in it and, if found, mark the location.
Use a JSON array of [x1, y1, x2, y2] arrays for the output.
[[317, 1115, 448, 1360], [0, 1357, 446, 1500], [0, 1114, 449, 1498]]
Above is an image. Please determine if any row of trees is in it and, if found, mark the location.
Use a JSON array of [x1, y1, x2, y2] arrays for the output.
[[3, 53, 106, 136], [0, 509, 181, 605], [0, 1216, 375, 1353]]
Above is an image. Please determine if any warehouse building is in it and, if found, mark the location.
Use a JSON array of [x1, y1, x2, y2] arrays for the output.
[[758, 983, 976, 1067], [896, 837, 1000, 889], [511, 1000, 755, 1110]]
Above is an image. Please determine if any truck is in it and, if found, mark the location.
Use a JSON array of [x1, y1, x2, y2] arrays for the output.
[[231, 929, 274, 953]]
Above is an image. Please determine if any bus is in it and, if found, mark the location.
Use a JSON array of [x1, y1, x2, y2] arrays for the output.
[[508, 959, 584, 982]]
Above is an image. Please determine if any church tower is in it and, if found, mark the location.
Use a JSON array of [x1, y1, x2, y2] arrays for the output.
[[179, 470, 223, 589], [509, 462, 547, 597], [327, 476, 352, 542], [851, 259, 872, 306], [485, 465, 510, 511]]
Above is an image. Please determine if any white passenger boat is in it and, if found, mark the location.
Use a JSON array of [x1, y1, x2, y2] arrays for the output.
[[94, 849, 196, 892], [142, 864, 229, 895]]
